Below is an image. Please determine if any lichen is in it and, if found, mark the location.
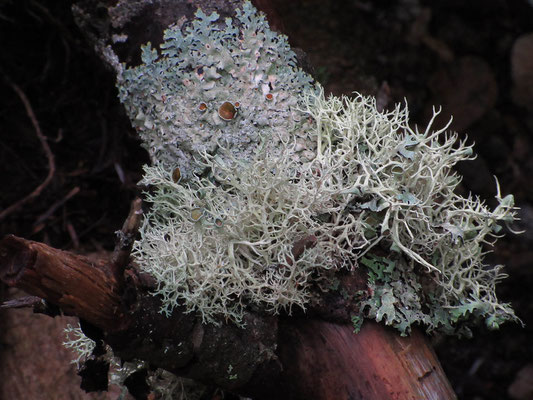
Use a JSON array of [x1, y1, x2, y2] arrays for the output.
[[117, 1, 315, 180], [121, 1, 519, 335], [63, 322, 205, 398], [134, 140, 336, 324], [63, 323, 96, 367], [303, 92, 519, 336]]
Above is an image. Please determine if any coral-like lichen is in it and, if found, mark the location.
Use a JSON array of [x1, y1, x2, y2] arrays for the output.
[[302, 91, 519, 335], [134, 141, 336, 324], [63, 323, 96, 367], [121, 1, 519, 335]]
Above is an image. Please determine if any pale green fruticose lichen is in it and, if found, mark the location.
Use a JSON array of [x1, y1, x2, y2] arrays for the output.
[[63, 323, 204, 399], [63, 323, 96, 367], [120, 1, 519, 335]]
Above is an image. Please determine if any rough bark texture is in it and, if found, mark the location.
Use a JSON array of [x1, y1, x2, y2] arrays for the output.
[[0, 235, 123, 331], [105, 283, 281, 395], [277, 319, 456, 400], [71, 0, 245, 71], [0, 288, 124, 400], [0, 235, 283, 396]]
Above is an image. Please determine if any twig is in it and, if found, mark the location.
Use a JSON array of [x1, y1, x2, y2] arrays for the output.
[[33, 186, 80, 228], [110, 198, 143, 289], [0, 296, 43, 309], [0, 235, 123, 330], [0, 80, 56, 222], [66, 221, 80, 249], [0, 295, 61, 316]]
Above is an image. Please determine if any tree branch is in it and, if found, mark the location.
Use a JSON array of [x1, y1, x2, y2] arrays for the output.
[[0, 234, 457, 399], [0, 235, 123, 331], [277, 318, 456, 399]]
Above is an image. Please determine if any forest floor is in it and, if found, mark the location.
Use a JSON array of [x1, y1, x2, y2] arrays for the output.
[[1, 1, 533, 399]]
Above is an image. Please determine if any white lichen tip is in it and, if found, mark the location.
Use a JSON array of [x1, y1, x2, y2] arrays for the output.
[[63, 323, 96, 367], [123, 1, 519, 334]]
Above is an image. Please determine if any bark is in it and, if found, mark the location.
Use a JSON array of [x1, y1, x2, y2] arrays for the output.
[[0, 235, 281, 396], [0, 1, 458, 399], [0, 235, 456, 399], [0, 289, 117, 400], [0, 235, 123, 331], [71, 0, 246, 70], [277, 319, 456, 400]]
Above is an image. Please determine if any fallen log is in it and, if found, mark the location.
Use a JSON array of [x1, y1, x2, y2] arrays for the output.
[[0, 0, 458, 398], [0, 233, 456, 399]]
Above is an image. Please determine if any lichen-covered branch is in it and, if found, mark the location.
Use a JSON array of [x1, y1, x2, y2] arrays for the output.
[[72, 0, 247, 72], [2, 0, 520, 398], [118, 1, 518, 336], [0, 234, 281, 396], [0, 235, 455, 399]]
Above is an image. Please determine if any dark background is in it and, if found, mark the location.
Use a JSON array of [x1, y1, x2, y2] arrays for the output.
[[1, 1, 532, 399]]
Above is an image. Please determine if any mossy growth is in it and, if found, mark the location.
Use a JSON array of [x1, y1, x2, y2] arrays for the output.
[[118, 1, 520, 336]]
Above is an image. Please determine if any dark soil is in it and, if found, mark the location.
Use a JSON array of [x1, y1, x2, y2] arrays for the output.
[[1, 1, 532, 399]]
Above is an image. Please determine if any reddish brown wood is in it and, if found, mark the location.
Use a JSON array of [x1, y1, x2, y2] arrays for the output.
[[0, 235, 282, 394], [0, 235, 124, 331], [0, 289, 114, 400], [278, 319, 457, 400]]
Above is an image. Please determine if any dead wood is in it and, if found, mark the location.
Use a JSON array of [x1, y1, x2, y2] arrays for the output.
[[277, 319, 456, 400], [0, 0, 458, 399], [0, 231, 457, 399], [0, 235, 123, 331]]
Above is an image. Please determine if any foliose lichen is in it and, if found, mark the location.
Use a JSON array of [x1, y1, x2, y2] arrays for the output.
[[117, 1, 315, 180], [119, 1, 519, 335]]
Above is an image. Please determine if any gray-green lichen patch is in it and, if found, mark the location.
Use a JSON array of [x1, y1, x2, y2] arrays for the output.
[[134, 143, 337, 324], [117, 1, 315, 180], [304, 92, 519, 336], [121, 1, 520, 335]]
